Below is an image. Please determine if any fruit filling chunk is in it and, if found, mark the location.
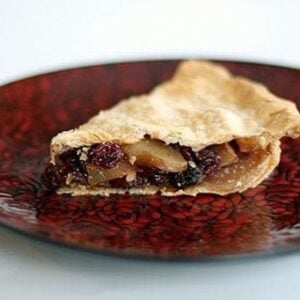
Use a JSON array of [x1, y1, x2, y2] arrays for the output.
[[42, 138, 240, 191]]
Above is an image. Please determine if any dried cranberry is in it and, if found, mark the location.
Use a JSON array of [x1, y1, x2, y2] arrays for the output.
[[89, 143, 124, 169], [194, 149, 220, 176], [41, 164, 68, 190], [170, 166, 204, 189]]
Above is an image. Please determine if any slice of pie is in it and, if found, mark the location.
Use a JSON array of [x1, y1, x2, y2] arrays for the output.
[[41, 60, 300, 196]]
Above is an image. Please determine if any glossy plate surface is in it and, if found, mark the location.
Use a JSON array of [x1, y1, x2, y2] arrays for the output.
[[0, 60, 300, 259]]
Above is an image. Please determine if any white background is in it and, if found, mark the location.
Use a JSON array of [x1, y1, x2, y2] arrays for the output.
[[0, 0, 300, 299]]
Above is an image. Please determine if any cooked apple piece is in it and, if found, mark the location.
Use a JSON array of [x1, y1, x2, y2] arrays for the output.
[[122, 139, 187, 172], [237, 137, 269, 152], [210, 143, 239, 167], [87, 161, 136, 185]]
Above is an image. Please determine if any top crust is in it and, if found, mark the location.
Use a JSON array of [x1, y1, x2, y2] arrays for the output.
[[50, 60, 300, 161]]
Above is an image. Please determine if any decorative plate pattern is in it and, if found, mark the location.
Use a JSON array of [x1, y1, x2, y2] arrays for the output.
[[0, 60, 300, 259]]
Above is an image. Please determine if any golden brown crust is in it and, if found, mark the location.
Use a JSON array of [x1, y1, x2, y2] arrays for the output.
[[50, 60, 300, 196]]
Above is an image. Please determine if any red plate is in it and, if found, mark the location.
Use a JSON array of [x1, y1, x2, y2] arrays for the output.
[[0, 60, 300, 259]]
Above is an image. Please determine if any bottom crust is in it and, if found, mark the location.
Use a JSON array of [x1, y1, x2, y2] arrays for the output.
[[57, 141, 280, 197]]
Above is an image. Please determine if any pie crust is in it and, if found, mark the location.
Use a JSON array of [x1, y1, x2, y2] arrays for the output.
[[47, 60, 300, 196]]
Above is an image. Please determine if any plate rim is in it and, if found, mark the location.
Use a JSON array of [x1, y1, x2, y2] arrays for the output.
[[1, 58, 299, 89]]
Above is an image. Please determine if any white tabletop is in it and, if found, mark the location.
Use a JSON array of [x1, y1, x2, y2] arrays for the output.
[[0, 1, 300, 299]]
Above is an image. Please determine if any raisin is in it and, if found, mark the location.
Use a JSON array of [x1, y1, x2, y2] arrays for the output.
[[42, 148, 89, 190], [149, 169, 170, 185], [169, 166, 204, 189], [89, 142, 124, 169], [59, 149, 78, 168], [41, 164, 68, 190], [59, 149, 86, 173], [194, 149, 220, 176], [70, 171, 88, 185]]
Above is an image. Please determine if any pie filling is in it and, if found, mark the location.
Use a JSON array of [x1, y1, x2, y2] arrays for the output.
[[42, 138, 241, 191]]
